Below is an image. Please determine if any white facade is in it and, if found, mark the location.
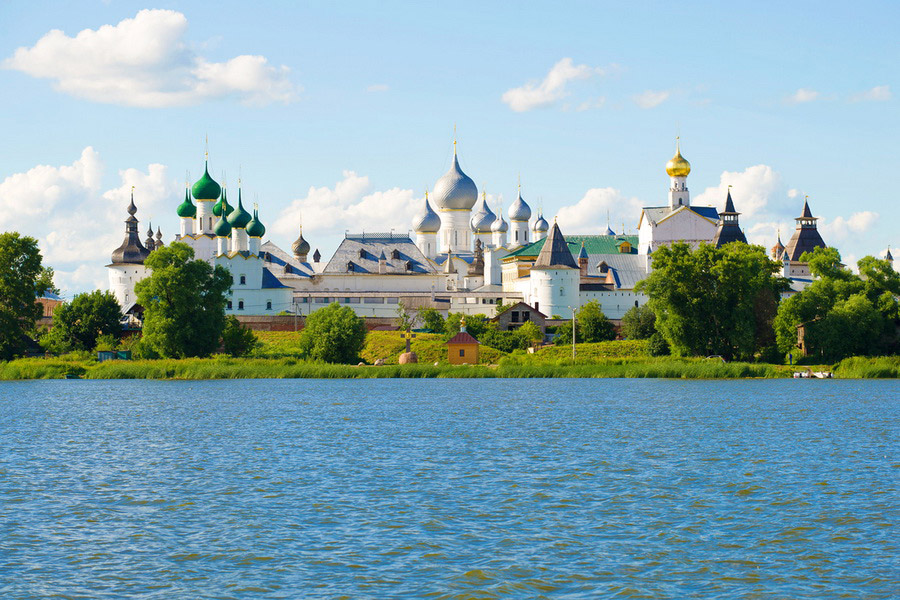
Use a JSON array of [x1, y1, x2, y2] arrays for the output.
[[637, 206, 719, 254], [107, 264, 147, 307]]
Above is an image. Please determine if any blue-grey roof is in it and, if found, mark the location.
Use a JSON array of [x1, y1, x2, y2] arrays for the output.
[[412, 196, 441, 233], [508, 191, 531, 221], [324, 234, 438, 274], [432, 153, 477, 210], [642, 205, 720, 226], [588, 253, 648, 289], [262, 267, 289, 289], [260, 241, 315, 279]]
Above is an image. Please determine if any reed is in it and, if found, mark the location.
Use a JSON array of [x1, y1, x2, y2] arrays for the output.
[[833, 356, 900, 379]]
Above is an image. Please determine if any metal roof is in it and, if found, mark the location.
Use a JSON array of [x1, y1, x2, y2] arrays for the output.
[[324, 234, 437, 274]]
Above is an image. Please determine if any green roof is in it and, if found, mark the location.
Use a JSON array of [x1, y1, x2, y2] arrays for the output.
[[246, 208, 266, 238], [226, 190, 252, 228], [176, 187, 196, 218], [505, 234, 638, 260]]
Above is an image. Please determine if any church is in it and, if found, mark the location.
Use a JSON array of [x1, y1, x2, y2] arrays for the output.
[[106, 138, 829, 321]]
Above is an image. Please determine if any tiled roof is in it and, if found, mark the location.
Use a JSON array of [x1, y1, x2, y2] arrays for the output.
[[505, 234, 639, 259], [447, 331, 479, 344], [324, 234, 437, 274]]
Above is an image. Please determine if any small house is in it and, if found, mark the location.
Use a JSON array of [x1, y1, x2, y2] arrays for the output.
[[446, 329, 479, 365], [491, 302, 547, 333]]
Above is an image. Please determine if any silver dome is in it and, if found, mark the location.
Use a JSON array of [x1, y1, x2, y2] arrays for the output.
[[412, 195, 441, 233], [432, 153, 477, 210], [469, 193, 496, 233], [491, 213, 508, 233], [508, 190, 531, 221], [533, 213, 549, 232]]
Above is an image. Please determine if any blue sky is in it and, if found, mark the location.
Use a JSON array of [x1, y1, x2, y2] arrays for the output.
[[0, 1, 897, 295]]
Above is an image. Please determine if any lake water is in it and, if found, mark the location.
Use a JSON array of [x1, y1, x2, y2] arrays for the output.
[[0, 379, 897, 599]]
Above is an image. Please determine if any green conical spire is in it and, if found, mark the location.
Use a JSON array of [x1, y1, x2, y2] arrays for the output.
[[226, 186, 252, 228]]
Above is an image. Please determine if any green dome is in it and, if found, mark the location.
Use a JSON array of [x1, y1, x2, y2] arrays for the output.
[[212, 186, 225, 217], [176, 187, 197, 218], [246, 208, 266, 238], [213, 212, 232, 237], [192, 162, 221, 201], [227, 190, 252, 228]]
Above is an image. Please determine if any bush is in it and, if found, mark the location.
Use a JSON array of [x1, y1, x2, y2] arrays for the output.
[[577, 300, 616, 342], [648, 332, 670, 356], [621, 305, 656, 340], [420, 308, 445, 333], [299, 303, 366, 363], [222, 316, 260, 357], [94, 334, 118, 352]]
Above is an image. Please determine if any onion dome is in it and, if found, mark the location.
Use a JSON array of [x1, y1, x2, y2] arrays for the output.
[[292, 227, 310, 259], [665, 138, 691, 178], [532, 212, 549, 233], [491, 212, 508, 233], [145, 223, 155, 249], [111, 193, 151, 264], [508, 188, 532, 222], [246, 208, 266, 238], [470, 192, 496, 233], [155, 227, 163, 249], [223, 188, 233, 216], [412, 192, 441, 233], [226, 189, 252, 228], [176, 186, 196, 218], [192, 161, 221, 200], [213, 214, 232, 237], [213, 185, 226, 217], [432, 148, 478, 210]]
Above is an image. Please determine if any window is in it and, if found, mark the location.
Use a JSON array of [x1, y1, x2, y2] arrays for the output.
[[239, 275, 246, 285], [523, 311, 530, 321], [511, 311, 520, 323], [634, 300, 639, 307], [347, 262, 354, 272], [459, 349, 465, 357], [227, 301, 232, 310], [405, 260, 413, 271], [559, 287, 565, 297], [359, 249, 366, 259], [392, 249, 400, 260], [266, 301, 272, 310], [237, 300, 244, 310]]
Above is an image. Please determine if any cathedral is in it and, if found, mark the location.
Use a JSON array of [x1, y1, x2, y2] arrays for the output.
[[107, 139, 830, 320]]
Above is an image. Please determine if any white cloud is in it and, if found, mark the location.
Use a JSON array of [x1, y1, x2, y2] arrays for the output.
[[849, 85, 892, 102], [786, 88, 819, 104], [693, 164, 782, 218], [576, 97, 606, 112], [273, 171, 420, 238], [633, 90, 670, 109], [3, 9, 297, 107], [0, 148, 177, 295], [820, 211, 879, 240], [502, 58, 605, 112], [555, 187, 644, 234], [366, 84, 389, 92]]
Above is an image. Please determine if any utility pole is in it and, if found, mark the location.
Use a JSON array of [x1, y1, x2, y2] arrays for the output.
[[568, 305, 576, 362]]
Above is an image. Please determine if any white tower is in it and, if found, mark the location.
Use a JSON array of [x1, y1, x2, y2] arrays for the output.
[[528, 220, 580, 318], [107, 192, 150, 308], [412, 192, 441, 260], [666, 137, 691, 209], [491, 206, 508, 248], [508, 184, 532, 248], [432, 141, 478, 255]]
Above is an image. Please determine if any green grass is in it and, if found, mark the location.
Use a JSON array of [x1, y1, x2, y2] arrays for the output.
[[833, 356, 900, 378], [361, 330, 505, 365]]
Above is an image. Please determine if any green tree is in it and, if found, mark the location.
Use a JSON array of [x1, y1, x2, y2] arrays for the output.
[[36, 267, 59, 296], [553, 320, 581, 345], [620, 304, 656, 339], [516, 320, 543, 347], [0, 232, 45, 360], [577, 300, 616, 342], [396, 301, 420, 331], [135, 242, 232, 358], [222, 315, 260, 357], [774, 248, 899, 360], [52, 290, 122, 351], [636, 242, 785, 360], [444, 313, 488, 339], [300, 302, 367, 363], [420, 307, 445, 333]]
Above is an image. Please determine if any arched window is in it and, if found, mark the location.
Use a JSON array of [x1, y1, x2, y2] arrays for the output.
[[227, 301, 233, 310], [239, 275, 246, 285], [238, 300, 244, 310], [266, 301, 272, 310]]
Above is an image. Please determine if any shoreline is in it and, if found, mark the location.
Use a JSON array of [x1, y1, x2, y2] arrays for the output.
[[1, 356, 896, 381]]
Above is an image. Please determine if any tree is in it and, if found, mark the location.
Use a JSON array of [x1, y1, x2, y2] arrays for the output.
[[222, 315, 260, 357], [36, 267, 59, 296], [299, 302, 367, 363], [135, 242, 232, 358], [620, 304, 656, 340], [420, 307, 445, 333], [516, 320, 543, 347], [396, 301, 420, 331], [0, 232, 45, 360], [577, 300, 616, 342], [52, 290, 122, 351], [636, 242, 785, 360], [553, 320, 581, 345], [444, 313, 488, 339], [774, 248, 899, 361]]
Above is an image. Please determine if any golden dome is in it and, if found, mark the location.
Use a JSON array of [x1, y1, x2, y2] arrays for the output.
[[665, 139, 691, 178]]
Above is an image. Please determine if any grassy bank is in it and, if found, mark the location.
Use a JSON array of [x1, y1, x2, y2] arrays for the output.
[[0, 355, 807, 380], [833, 356, 900, 378]]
